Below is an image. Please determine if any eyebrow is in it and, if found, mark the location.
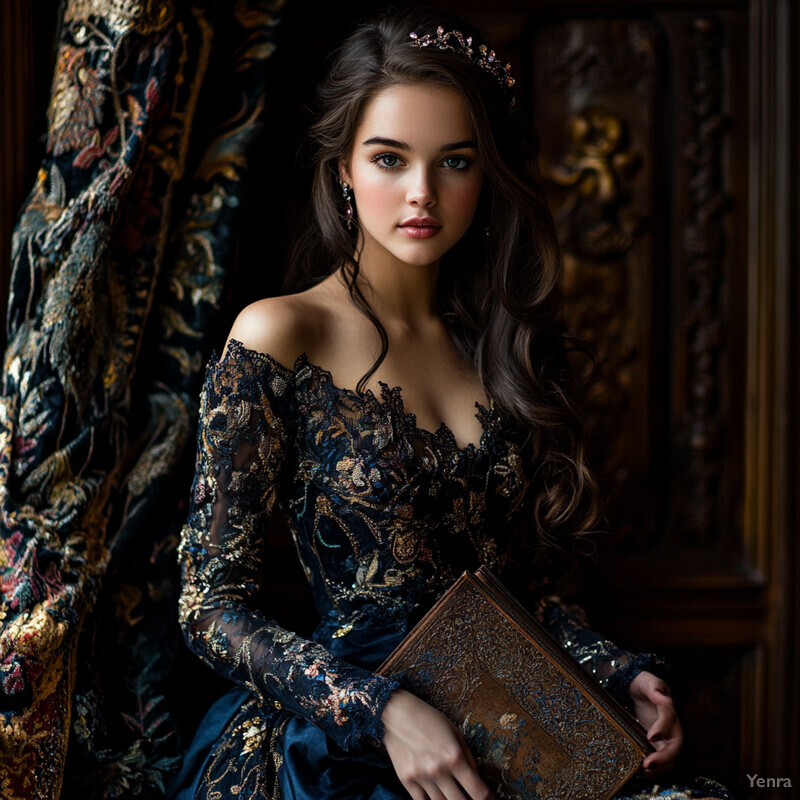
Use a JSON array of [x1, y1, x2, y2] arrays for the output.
[[361, 136, 477, 152]]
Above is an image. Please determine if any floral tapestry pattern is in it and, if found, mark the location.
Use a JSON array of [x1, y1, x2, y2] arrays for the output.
[[0, 1, 284, 797]]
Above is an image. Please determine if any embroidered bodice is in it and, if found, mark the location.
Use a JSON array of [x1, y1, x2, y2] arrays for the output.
[[178, 339, 662, 753]]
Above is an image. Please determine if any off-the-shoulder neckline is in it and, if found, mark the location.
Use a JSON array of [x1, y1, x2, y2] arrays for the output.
[[215, 337, 499, 455]]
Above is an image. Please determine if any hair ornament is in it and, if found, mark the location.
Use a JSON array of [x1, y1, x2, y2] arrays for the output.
[[409, 26, 516, 104]]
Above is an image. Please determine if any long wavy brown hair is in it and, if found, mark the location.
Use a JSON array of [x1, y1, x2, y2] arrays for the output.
[[287, 5, 599, 585]]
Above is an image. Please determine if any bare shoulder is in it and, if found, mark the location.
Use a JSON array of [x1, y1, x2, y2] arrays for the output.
[[224, 290, 332, 368]]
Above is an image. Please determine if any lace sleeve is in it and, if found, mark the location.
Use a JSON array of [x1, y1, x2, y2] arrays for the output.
[[177, 342, 401, 750], [532, 596, 669, 708]]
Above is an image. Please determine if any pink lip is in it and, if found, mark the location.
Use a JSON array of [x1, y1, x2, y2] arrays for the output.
[[399, 217, 442, 240]]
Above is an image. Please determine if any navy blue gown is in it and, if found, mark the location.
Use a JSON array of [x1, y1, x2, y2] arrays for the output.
[[171, 339, 732, 800]]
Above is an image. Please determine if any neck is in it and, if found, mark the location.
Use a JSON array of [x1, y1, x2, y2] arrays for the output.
[[344, 248, 440, 333]]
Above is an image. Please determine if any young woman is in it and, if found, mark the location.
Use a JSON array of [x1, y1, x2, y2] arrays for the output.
[[172, 7, 732, 800]]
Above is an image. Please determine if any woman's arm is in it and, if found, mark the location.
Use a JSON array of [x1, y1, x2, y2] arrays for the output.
[[533, 595, 681, 772], [533, 595, 669, 700], [178, 332, 402, 751]]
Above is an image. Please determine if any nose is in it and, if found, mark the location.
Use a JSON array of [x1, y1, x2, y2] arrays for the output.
[[405, 166, 437, 208]]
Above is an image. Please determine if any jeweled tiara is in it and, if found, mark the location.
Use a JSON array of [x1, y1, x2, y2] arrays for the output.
[[409, 26, 516, 102]]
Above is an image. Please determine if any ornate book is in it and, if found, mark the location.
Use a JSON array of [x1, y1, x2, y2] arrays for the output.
[[377, 567, 651, 800]]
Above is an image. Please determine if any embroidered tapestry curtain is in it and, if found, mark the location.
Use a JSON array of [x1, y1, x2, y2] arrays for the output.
[[0, 1, 283, 797]]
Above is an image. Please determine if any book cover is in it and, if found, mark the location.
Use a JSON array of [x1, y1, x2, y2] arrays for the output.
[[377, 567, 651, 800]]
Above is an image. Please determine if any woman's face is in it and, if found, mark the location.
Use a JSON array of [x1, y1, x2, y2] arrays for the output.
[[341, 83, 483, 270]]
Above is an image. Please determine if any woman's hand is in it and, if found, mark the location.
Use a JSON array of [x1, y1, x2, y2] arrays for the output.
[[381, 689, 496, 800], [629, 671, 683, 775]]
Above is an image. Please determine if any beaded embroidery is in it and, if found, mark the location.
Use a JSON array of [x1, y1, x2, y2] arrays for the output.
[[177, 339, 674, 795]]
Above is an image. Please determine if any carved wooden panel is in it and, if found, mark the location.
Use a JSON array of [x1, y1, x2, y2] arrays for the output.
[[435, 1, 797, 795], [532, 17, 662, 550], [673, 16, 731, 547]]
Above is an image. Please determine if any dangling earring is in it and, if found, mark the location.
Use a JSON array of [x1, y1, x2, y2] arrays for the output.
[[340, 180, 354, 230]]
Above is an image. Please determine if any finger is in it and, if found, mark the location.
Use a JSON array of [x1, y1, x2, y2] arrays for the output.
[[647, 704, 677, 740], [643, 751, 674, 773], [643, 737, 682, 772], [452, 762, 494, 800], [417, 779, 461, 800], [459, 738, 480, 773], [643, 713, 682, 772], [452, 729, 494, 798], [641, 680, 672, 707], [642, 759, 670, 775], [406, 782, 431, 800], [438, 777, 473, 800], [646, 692, 678, 732]]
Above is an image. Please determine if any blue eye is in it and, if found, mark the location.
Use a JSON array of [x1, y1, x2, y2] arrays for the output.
[[373, 154, 401, 169], [442, 156, 470, 170]]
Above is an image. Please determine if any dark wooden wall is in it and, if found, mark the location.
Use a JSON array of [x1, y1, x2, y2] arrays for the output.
[[0, 0, 61, 348], [430, 0, 797, 794], [0, 1, 34, 340], [2, 1, 796, 797]]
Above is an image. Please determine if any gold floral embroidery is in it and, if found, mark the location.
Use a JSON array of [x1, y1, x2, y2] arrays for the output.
[[177, 340, 674, 796], [47, 46, 107, 157]]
